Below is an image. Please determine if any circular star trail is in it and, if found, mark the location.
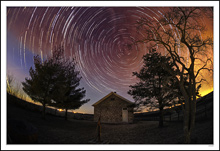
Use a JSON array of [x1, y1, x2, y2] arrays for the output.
[[7, 7, 167, 94], [7, 7, 213, 99]]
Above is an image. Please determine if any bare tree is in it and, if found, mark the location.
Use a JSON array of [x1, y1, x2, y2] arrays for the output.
[[7, 73, 14, 94], [11, 82, 21, 96], [7, 72, 27, 100], [135, 7, 213, 143]]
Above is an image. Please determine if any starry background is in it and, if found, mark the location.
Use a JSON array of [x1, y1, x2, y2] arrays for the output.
[[7, 7, 213, 114]]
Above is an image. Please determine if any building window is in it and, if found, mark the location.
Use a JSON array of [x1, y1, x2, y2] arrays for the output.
[[111, 98, 115, 100], [123, 108, 127, 110]]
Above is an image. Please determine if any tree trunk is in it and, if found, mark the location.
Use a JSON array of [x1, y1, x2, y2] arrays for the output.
[[184, 65, 197, 144], [42, 102, 46, 119], [184, 131, 191, 144], [182, 94, 196, 144], [159, 107, 164, 127], [182, 95, 196, 144], [183, 109, 191, 144], [179, 81, 192, 143], [180, 77, 196, 144], [65, 108, 68, 120]]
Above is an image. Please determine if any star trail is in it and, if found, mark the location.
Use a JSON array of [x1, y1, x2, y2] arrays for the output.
[[6, 7, 213, 113]]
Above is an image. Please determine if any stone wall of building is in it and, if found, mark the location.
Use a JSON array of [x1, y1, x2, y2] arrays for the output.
[[94, 94, 133, 123]]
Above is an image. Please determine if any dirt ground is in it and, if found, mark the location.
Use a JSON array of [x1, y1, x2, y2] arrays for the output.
[[7, 101, 213, 144]]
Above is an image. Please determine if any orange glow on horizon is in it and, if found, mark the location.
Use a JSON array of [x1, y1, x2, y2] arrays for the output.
[[200, 88, 213, 97]]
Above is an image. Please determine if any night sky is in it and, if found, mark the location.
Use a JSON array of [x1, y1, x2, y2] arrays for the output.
[[7, 7, 213, 114]]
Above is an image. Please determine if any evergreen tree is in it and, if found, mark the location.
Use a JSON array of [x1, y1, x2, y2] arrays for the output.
[[50, 47, 90, 120], [128, 49, 177, 127], [22, 46, 89, 119], [22, 53, 61, 119]]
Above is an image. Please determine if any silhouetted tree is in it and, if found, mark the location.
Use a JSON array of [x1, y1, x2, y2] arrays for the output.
[[22, 52, 61, 119], [135, 7, 213, 143], [128, 49, 177, 127], [22, 46, 89, 119], [49, 47, 90, 120]]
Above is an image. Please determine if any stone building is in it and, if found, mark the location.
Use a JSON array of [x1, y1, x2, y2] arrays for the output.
[[92, 92, 134, 123]]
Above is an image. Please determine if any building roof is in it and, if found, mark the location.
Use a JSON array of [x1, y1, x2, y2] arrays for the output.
[[92, 92, 134, 106]]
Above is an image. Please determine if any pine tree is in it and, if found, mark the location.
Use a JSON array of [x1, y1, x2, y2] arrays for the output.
[[22, 46, 89, 119], [22, 54, 60, 119], [128, 49, 177, 127], [50, 47, 90, 120]]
